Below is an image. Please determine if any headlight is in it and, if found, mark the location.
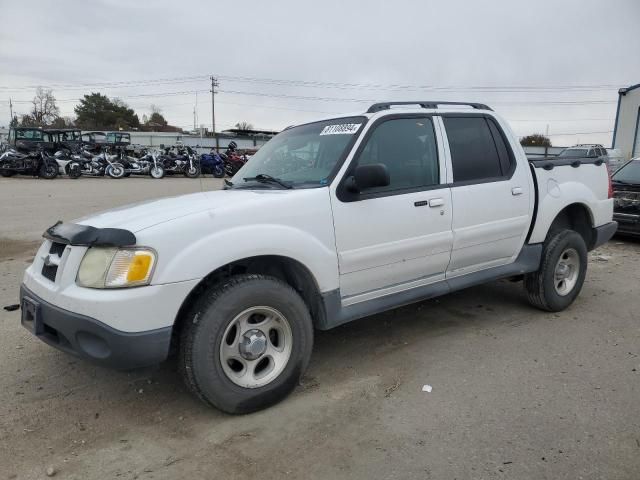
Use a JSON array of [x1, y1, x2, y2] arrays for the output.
[[77, 247, 156, 288]]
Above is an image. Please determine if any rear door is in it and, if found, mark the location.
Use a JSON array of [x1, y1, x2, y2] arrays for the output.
[[441, 115, 531, 276], [330, 115, 453, 303]]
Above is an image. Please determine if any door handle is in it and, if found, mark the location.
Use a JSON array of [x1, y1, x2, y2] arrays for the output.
[[429, 198, 444, 207], [511, 187, 523, 196]]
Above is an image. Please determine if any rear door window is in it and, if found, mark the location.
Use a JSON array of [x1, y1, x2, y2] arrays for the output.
[[443, 116, 513, 183]]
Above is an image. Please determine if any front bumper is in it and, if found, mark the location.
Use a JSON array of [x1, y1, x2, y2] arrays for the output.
[[20, 284, 172, 369]]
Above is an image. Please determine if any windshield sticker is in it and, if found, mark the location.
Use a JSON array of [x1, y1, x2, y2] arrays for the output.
[[319, 123, 361, 136]]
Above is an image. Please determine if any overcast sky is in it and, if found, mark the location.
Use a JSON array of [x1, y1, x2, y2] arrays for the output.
[[1, 0, 639, 146]]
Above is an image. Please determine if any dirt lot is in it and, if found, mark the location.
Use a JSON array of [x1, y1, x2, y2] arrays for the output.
[[1, 177, 639, 480]]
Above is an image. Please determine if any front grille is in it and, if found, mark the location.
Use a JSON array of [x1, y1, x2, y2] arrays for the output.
[[41, 242, 66, 282]]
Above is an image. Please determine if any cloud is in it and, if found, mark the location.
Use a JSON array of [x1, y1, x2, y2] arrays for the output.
[[1, 0, 639, 145]]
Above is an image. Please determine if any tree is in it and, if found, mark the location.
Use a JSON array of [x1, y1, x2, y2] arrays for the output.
[[520, 134, 552, 147], [49, 116, 76, 128], [30, 87, 60, 126], [19, 114, 38, 127], [235, 121, 254, 131], [74, 93, 140, 130], [142, 105, 170, 131]]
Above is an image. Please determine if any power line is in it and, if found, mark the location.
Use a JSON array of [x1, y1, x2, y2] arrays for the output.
[[0, 72, 624, 93]]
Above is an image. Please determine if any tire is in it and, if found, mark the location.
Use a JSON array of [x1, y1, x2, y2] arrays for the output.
[[107, 163, 125, 179], [150, 165, 165, 179], [179, 274, 314, 414], [39, 162, 58, 179], [66, 162, 82, 179], [524, 229, 588, 312], [0, 170, 16, 177], [185, 165, 200, 178], [213, 166, 225, 178]]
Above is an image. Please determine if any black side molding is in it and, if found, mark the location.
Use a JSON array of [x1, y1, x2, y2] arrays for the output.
[[44, 221, 136, 247], [318, 244, 543, 330]]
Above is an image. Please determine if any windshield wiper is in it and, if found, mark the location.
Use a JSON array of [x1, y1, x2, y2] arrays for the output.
[[243, 173, 292, 189]]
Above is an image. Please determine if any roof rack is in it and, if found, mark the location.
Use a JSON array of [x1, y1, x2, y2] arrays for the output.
[[366, 101, 492, 113], [575, 143, 604, 148]]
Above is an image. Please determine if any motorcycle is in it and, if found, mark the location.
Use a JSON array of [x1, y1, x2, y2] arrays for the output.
[[53, 150, 82, 179], [73, 149, 109, 177], [0, 148, 58, 179], [118, 150, 165, 179], [200, 148, 225, 178], [220, 141, 247, 177], [159, 146, 200, 178], [97, 148, 127, 179]]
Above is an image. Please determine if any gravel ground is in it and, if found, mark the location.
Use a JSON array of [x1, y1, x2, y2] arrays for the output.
[[0, 177, 639, 480]]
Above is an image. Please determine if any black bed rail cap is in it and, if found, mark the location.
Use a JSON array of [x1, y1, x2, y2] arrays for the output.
[[529, 157, 605, 170], [366, 101, 493, 113], [44, 221, 137, 247]]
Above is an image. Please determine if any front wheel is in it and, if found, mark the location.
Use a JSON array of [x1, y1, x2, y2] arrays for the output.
[[185, 164, 200, 178], [0, 169, 16, 177], [149, 165, 165, 179], [179, 274, 314, 414], [39, 162, 58, 179], [107, 163, 125, 179], [524, 229, 588, 312]]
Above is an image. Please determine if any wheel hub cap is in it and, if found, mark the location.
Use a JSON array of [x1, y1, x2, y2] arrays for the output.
[[239, 329, 267, 360], [553, 248, 580, 296], [219, 306, 293, 389]]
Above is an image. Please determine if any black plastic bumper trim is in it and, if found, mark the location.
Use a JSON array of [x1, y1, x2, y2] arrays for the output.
[[20, 284, 171, 370], [591, 221, 618, 249]]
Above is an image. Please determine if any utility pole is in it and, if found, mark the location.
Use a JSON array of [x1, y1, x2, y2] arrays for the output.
[[210, 76, 219, 136], [545, 124, 549, 156], [9, 98, 13, 125]]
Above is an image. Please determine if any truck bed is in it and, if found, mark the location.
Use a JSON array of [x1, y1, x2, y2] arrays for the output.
[[527, 157, 613, 245]]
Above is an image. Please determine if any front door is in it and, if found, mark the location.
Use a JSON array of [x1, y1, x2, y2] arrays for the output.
[[331, 115, 453, 304]]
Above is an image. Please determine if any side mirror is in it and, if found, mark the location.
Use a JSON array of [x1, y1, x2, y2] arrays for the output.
[[346, 163, 390, 192]]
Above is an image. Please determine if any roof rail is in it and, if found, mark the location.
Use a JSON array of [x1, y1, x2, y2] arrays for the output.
[[575, 143, 603, 148], [366, 101, 492, 113]]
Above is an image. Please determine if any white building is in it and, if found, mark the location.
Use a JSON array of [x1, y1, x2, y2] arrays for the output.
[[612, 83, 640, 160]]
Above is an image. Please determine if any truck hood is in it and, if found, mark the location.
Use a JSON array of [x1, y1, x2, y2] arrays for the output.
[[73, 189, 287, 233]]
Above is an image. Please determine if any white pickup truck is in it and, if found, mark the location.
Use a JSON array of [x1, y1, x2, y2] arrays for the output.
[[20, 101, 616, 413]]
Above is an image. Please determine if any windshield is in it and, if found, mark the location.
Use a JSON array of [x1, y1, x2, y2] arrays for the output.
[[16, 129, 43, 140], [231, 116, 366, 188], [558, 148, 588, 158], [61, 131, 81, 141], [106, 133, 131, 144], [612, 160, 640, 184]]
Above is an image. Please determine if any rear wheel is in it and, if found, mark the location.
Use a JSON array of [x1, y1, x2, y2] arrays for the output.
[[39, 162, 58, 179], [66, 162, 82, 179], [524, 229, 587, 312], [179, 274, 314, 414], [0, 170, 16, 177], [213, 165, 225, 178]]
